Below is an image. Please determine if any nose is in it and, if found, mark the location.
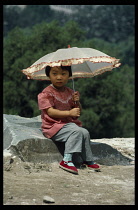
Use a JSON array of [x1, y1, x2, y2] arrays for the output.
[[57, 74, 62, 80]]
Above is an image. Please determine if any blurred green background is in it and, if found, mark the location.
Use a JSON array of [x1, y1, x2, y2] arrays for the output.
[[3, 5, 135, 138]]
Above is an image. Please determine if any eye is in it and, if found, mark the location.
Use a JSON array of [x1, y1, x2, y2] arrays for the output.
[[62, 72, 67, 76]]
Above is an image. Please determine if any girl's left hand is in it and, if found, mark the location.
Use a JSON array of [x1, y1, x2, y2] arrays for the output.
[[72, 91, 80, 102]]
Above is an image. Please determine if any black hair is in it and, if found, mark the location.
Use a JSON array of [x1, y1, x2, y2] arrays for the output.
[[45, 65, 72, 77]]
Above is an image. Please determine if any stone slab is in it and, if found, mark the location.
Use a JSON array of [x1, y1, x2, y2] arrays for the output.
[[3, 114, 132, 165]]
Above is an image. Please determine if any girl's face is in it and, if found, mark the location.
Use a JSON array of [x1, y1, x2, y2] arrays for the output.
[[49, 66, 70, 89]]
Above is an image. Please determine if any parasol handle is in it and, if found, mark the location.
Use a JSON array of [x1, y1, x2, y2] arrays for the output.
[[72, 77, 77, 105], [72, 77, 75, 92]]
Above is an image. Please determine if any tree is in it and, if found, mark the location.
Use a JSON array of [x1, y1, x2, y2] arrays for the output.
[[3, 5, 21, 36], [17, 5, 52, 28], [74, 62, 134, 138], [3, 20, 134, 138], [73, 5, 135, 42], [3, 21, 85, 117], [4, 5, 135, 44]]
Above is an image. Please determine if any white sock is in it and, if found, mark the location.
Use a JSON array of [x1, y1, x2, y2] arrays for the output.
[[63, 153, 74, 167]]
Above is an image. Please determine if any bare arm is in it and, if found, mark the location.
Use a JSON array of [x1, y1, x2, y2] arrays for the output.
[[47, 91, 82, 119], [46, 107, 80, 118]]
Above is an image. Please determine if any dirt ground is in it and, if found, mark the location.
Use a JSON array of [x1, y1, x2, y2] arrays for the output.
[[3, 155, 135, 205]]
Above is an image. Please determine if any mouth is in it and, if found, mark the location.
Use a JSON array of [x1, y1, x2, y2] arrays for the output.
[[56, 82, 63, 85]]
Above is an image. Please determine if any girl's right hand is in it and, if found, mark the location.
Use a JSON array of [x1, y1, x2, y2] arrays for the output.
[[69, 108, 80, 117]]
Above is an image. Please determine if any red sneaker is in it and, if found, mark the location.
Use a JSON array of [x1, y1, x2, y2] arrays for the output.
[[59, 160, 78, 174], [83, 161, 101, 171]]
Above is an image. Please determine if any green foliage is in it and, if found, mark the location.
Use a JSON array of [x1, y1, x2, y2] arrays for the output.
[[80, 109, 101, 139], [4, 5, 135, 43], [73, 5, 135, 42], [3, 7, 135, 138], [3, 20, 86, 117], [72, 57, 134, 138]]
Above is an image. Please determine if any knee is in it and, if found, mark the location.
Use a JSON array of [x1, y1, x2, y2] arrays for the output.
[[73, 126, 83, 134], [75, 127, 90, 137], [81, 128, 90, 138], [72, 126, 84, 137]]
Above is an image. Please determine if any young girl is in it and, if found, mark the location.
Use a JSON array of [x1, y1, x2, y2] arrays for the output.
[[38, 65, 100, 174]]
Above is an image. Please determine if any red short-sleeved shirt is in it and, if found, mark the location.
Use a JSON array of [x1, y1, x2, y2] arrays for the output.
[[38, 84, 82, 138]]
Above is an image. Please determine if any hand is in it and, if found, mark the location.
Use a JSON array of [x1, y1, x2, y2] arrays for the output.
[[69, 108, 80, 117], [72, 91, 80, 102]]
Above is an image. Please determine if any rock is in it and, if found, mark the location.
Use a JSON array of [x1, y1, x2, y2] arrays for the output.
[[3, 114, 133, 165], [3, 114, 63, 163], [8, 196, 13, 199], [21, 201, 30, 205], [43, 195, 55, 203], [3, 149, 13, 158], [92, 138, 134, 159], [89, 141, 133, 166]]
